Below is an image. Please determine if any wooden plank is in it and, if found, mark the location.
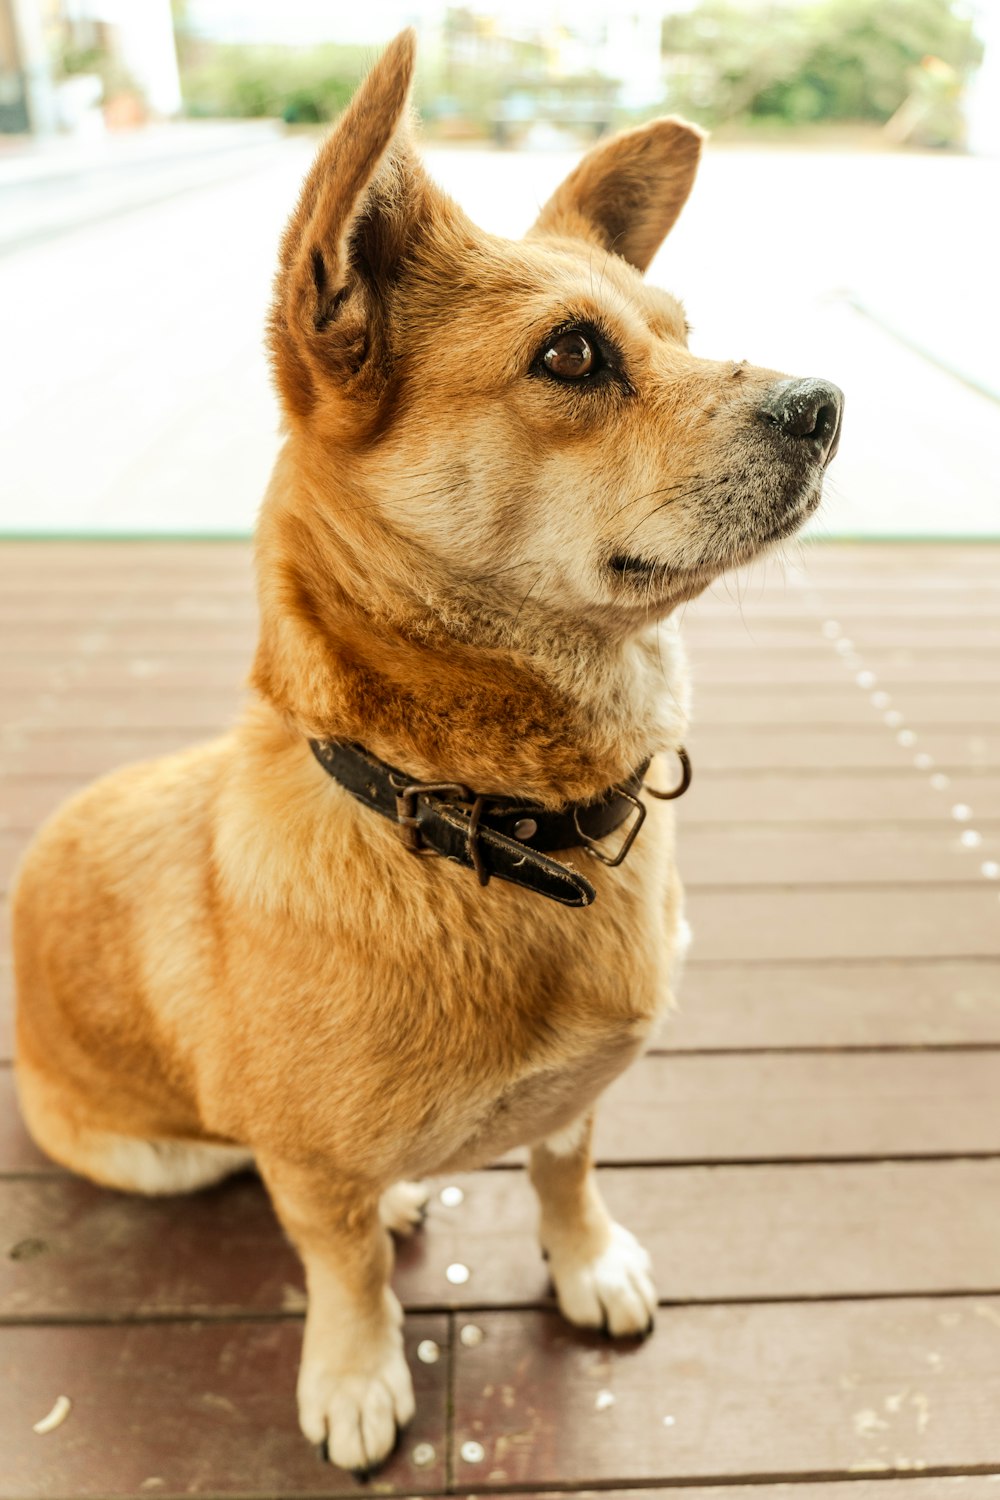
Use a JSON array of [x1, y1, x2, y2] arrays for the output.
[[4, 1160, 1000, 1320], [590, 1051, 1000, 1164], [2, 688, 245, 731], [0, 1315, 448, 1499], [0, 1069, 51, 1172], [451, 1299, 1000, 1488], [0, 729, 214, 778], [678, 826, 1000, 886], [678, 772, 1000, 822], [684, 886, 1000, 961], [685, 621, 1000, 648], [672, 960, 1000, 1049], [686, 727, 1000, 771], [690, 655, 1000, 684], [7, 623, 257, 654], [487, 1487, 1000, 1499], [692, 689, 1000, 727]]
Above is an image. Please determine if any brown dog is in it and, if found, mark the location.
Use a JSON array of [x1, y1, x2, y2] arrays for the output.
[[12, 30, 842, 1475]]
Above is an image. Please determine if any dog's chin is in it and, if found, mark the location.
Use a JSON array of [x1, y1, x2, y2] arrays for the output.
[[605, 476, 825, 611]]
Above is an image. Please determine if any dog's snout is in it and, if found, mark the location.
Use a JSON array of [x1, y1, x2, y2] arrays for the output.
[[760, 378, 843, 460]]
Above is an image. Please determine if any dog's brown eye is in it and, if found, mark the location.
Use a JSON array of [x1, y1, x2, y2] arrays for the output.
[[543, 331, 595, 380]]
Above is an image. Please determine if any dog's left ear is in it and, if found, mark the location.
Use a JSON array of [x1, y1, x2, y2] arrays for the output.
[[529, 117, 705, 274]]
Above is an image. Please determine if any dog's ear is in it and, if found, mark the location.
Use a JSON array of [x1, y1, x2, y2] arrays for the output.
[[269, 29, 434, 417], [528, 117, 705, 274]]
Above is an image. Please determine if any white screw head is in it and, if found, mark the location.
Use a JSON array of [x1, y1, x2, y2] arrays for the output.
[[461, 1440, 485, 1463], [822, 620, 841, 639], [884, 709, 902, 727], [857, 670, 876, 689], [439, 1185, 464, 1208], [412, 1442, 436, 1467], [446, 1262, 470, 1285], [871, 690, 890, 708], [460, 1323, 485, 1348], [960, 829, 982, 848], [416, 1339, 441, 1364], [897, 729, 915, 747], [982, 862, 999, 880], [930, 773, 950, 790], [663, 1414, 676, 1427], [952, 804, 972, 822], [595, 1389, 616, 1411], [914, 752, 933, 770]]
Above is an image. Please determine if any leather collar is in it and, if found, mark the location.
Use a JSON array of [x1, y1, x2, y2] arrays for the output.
[[308, 738, 691, 909]]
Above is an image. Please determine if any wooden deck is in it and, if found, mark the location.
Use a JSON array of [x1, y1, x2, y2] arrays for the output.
[[2, 539, 1000, 1498]]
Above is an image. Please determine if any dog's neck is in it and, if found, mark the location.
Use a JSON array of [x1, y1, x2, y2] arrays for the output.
[[250, 462, 689, 806]]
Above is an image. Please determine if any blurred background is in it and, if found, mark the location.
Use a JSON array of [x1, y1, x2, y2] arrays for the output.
[[1, 0, 997, 537]]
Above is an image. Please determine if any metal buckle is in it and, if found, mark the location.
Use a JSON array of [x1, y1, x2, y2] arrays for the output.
[[644, 746, 692, 802], [573, 786, 646, 868], [392, 780, 474, 852], [392, 779, 490, 886]]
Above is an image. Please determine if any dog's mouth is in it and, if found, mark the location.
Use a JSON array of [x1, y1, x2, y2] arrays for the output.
[[608, 553, 659, 579], [605, 469, 825, 600]]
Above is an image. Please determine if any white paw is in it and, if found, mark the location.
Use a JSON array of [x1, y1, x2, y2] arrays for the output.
[[548, 1221, 656, 1337], [297, 1327, 415, 1474], [379, 1180, 430, 1237]]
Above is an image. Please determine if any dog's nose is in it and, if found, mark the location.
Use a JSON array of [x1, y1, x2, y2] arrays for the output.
[[760, 378, 843, 460]]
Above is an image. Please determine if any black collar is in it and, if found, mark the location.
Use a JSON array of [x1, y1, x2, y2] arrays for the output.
[[308, 738, 691, 908]]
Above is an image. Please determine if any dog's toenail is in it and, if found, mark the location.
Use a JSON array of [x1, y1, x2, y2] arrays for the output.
[[412, 1442, 436, 1467], [459, 1323, 484, 1347], [460, 1440, 485, 1463], [417, 1338, 441, 1364], [315, 1440, 328, 1464], [446, 1262, 470, 1285], [352, 1467, 372, 1484], [440, 1185, 464, 1207]]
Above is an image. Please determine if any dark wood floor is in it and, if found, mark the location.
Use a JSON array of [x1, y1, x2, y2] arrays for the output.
[[2, 540, 1000, 1498]]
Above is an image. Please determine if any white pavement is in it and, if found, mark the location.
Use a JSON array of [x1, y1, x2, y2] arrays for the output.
[[0, 128, 997, 537]]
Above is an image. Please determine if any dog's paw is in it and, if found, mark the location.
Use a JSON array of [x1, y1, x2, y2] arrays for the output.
[[548, 1221, 656, 1337], [379, 1180, 430, 1237], [298, 1336, 415, 1475]]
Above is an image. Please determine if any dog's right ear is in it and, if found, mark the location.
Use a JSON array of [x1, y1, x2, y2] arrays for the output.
[[269, 29, 424, 419]]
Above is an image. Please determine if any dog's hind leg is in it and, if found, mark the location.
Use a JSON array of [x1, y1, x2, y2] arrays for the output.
[[258, 1153, 414, 1476], [529, 1113, 656, 1337], [16, 1061, 253, 1194]]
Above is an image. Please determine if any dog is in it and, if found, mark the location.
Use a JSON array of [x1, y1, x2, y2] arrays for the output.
[[12, 29, 842, 1475]]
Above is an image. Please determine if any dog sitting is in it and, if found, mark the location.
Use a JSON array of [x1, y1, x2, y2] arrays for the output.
[[12, 29, 842, 1475]]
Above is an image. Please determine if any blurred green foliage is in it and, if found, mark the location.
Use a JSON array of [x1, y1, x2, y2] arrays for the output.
[[177, 43, 368, 124], [172, 0, 981, 145], [662, 0, 982, 142]]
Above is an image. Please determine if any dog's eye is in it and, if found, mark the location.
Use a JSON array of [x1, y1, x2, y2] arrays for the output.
[[542, 330, 596, 381]]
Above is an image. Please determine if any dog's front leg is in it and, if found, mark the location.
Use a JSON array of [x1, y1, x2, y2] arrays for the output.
[[259, 1156, 414, 1474], [529, 1115, 656, 1337]]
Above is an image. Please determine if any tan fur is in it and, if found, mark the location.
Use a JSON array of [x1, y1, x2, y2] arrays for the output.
[[12, 29, 839, 1475]]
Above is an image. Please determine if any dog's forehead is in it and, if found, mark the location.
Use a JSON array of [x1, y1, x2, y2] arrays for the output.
[[416, 229, 687, 344]]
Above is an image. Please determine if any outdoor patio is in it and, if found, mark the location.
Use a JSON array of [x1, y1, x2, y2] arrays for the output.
[[1, 537, 999, 1496]]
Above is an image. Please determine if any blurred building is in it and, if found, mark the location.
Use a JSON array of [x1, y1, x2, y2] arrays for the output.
[[1, 0, 180, 132]]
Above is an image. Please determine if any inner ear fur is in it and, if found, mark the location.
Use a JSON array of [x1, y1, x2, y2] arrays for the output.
[[529, 117, 705, 275], [268, 29, 433, 417]]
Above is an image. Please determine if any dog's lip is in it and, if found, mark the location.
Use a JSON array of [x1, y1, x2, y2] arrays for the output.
[[608, 552, 659, 577]]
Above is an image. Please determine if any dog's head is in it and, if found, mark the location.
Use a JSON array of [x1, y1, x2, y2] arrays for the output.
[[267, 29, 841, 635]]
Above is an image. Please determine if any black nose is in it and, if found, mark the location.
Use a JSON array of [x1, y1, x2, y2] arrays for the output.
[[760, 377, 843, 460]]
